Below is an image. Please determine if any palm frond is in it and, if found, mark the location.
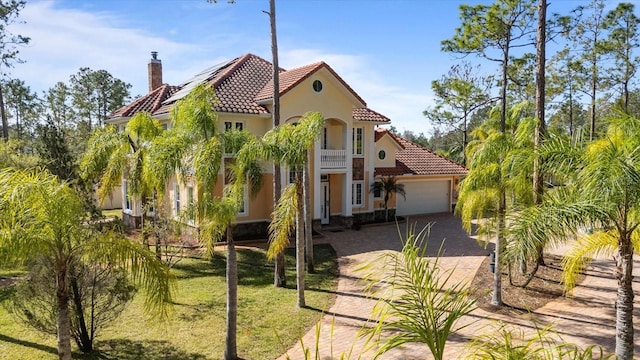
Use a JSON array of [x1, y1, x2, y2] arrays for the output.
[[562, 231, 618, 294], [360, 226, 476, 360], [84, 232, 175, 319], [267, 183, 298, 260]]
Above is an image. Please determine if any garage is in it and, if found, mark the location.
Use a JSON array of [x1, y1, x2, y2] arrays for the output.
[[396, 180, 450, 216]]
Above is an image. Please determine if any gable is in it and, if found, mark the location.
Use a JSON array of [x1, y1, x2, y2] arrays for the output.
[[374, 133, 401, 168], [374, 130, 467, 177], [279, 67, 363, 123]]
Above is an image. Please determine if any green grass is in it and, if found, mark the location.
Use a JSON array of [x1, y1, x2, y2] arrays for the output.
[[0, 244, 339, 360]]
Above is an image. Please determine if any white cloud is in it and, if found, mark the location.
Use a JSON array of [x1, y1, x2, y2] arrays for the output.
[[8, 2, 432, 134], [10, 1, 194, 96]]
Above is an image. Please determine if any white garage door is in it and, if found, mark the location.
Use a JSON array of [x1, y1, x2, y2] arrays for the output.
[[396, 180, 450, 216]]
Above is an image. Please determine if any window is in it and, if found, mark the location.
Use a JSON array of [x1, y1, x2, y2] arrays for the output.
[[312, 80, 323, 92], [174, 183, 181, 217], [289, 168, 303, 184], [123, 180, 132, 212], [352, 181, 364, 207], [147, 191, 157, 216], [186, 185, 194, 224], [224, 121, 244, 131], [224, 159, 248, 216], [373, 181, 382, 199], [161, 123, 169, 131], [378, 150, 386, 160], [224, 121, 245, 154], [352, 127, 363, 156]]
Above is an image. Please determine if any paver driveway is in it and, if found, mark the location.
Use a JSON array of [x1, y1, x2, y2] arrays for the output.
[[277, 213, 638, 360]]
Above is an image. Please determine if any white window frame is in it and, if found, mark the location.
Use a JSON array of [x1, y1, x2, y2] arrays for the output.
[[123, 179, 133, 214], [237, 185, 248, 217], [352, 181, 364, 208], [352, 127, 364, 156], [174, 183, 181, 217]]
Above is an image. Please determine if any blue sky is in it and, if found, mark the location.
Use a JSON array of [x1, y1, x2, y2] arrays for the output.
[[9, 0, 633, 135]]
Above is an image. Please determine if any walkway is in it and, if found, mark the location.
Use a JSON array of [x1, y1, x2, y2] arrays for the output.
[[277, 213, 639, 359]]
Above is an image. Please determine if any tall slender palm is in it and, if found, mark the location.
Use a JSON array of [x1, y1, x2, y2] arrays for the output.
[[0, 168, 173, 360], [509, 113, 640, 360], [262, 112, 324, 308], [370, 176, 406, 222], [148, 83, 263, 360]]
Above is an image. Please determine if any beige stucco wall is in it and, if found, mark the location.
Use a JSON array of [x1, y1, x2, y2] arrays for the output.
[[95, 186, 123, 210], [279, 68, 364, 123], [374, 135, 400, 168]]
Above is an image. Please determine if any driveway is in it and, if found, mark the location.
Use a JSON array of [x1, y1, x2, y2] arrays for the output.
[[277, 213, 634, 359]]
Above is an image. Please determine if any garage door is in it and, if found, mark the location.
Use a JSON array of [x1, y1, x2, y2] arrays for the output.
[[396, 180, 450, 216]]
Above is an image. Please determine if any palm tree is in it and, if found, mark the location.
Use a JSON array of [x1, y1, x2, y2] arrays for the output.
[[81, 111, 163, 247], [508, 113, 640, 360], [456, 102, 534, 306], [148, 83, 264, 360], [262, 111, 324, 308], [0, 168, 173, 360], [370, 176, 406, 222]]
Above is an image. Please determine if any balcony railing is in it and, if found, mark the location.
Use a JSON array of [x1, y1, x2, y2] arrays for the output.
[[321, 149, 346, 169]]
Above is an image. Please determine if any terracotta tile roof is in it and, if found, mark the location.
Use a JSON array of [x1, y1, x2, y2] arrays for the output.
[[109, 53, 389, 125], [374, 129, 467, 177], [155, 54, 274, 116], [255, 62, 367, 106], [109, 84, 180, 119], [353, 108, 390, 123]]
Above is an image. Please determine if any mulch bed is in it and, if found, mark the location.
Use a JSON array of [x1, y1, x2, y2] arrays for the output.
[[469, 254, 583, 315]]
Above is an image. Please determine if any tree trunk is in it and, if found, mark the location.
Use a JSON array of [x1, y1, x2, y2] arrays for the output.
[[491, 191, 505, 306], [274, 252, 286, 287], [0, 84, 8, 142], [295, 179, 305, 308], [304, 152, 314, 273], [615, 237, 634, 360], [500, 36, 510, 133], [56, 266, 73, 360], [269, 0, 286, 288], [224, 226, 238, 360], [462, 112, 468, 167], [533, 0, 546, 206], [590, 61, 597, 141], [70, 267, 92, 353]]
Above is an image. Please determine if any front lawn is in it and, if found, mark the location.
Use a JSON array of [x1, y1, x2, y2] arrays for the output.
[[0, 244, 338, 360]]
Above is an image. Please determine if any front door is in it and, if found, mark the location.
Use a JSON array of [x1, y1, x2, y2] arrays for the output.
[[321, 182, 330, 225]]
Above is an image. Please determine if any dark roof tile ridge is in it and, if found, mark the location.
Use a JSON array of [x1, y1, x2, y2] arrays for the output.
[[395, 132, 467, 170]]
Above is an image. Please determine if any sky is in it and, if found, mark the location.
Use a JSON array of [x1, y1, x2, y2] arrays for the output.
[[7, 0, 635, 135]]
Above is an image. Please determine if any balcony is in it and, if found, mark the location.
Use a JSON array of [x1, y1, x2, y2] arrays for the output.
[[321, 149, 346, 169]]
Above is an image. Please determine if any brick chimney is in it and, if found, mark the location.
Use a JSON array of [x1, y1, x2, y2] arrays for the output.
[[148, 51, 162, 92]]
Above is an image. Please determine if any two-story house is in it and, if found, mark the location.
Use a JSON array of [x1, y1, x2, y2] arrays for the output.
[[107, 52, 466, 239]]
